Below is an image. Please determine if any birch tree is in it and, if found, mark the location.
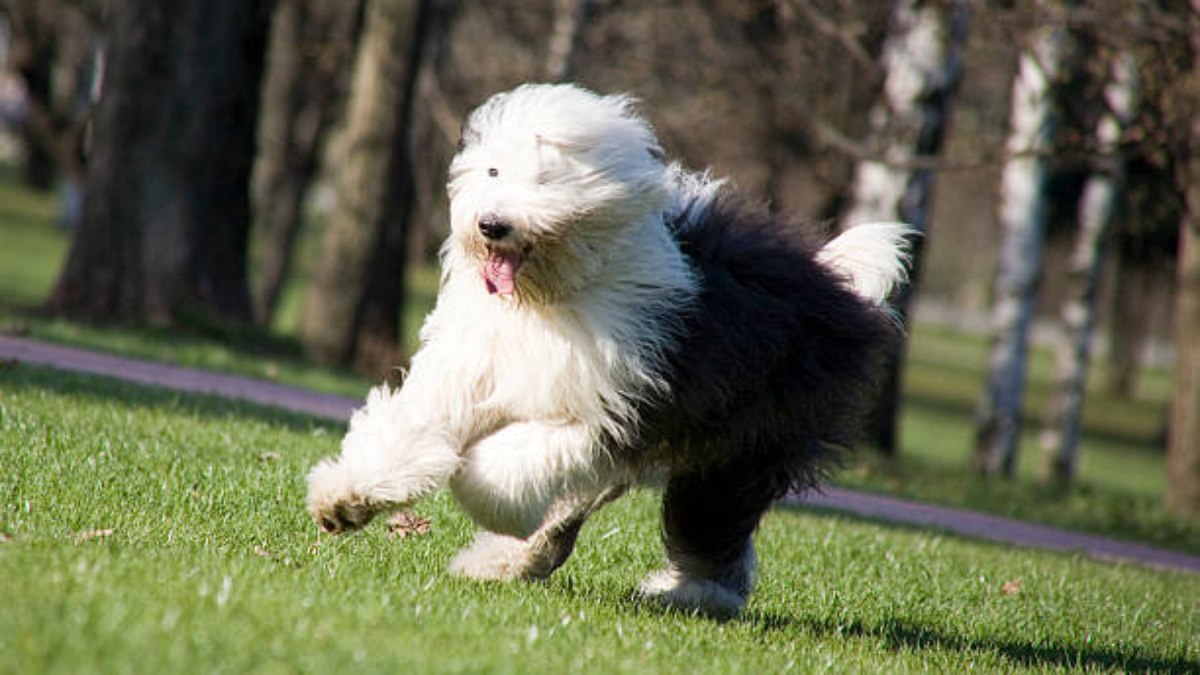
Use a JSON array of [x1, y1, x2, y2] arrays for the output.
[[1040, 50, 1139, 486], [973, 1, 1076, 478], [840, 0, 971, 455]]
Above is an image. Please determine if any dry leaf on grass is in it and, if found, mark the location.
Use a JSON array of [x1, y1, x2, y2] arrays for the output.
[[386, 512, 431, 540], [1001, 579, 1022, 595], [76, 528, 115, 542], [0, 532, 13, 543]]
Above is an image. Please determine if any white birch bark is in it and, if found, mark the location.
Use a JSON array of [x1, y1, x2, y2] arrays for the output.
[[1040, 51, 1139, 485], [841, 0, 971, 453], [973, 4, 1073, 477]]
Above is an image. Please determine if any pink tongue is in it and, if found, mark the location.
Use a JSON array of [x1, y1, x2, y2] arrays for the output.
[[483, 250, 521, 295]]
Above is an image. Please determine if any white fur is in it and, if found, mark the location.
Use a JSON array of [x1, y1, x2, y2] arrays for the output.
[[305, 83, 913, 615], [816, 222, 915, 305]]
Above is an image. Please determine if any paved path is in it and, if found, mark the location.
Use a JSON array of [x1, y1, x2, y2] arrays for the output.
[[3, 333, 1198, 576]]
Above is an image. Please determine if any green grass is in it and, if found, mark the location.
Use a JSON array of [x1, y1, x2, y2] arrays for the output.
[[832, 321, 1200, 555], [1, 163, 1194, 556], [0, 166, 69, 308], [2, 366, 1197, 674]]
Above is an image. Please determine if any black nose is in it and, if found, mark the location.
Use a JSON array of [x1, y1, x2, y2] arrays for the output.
[[478, 215, 513, 241]]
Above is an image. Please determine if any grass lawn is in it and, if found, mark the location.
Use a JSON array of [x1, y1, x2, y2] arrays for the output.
[[2, 366, 1197, 674], [2, 165, 1196, 555]]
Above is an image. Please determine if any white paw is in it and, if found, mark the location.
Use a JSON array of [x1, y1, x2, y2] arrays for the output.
[[638, 569, 746, 618], [447, 532, 532, 581], [306, 459, 384, 534]]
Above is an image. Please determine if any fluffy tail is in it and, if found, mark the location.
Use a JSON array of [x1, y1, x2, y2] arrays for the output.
[[816, 223, 916, 306]]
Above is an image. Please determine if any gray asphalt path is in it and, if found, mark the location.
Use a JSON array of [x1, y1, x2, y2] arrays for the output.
[[2, 333, 1197, 575]]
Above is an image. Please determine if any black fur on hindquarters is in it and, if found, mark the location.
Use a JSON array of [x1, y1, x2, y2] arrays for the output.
[[639, 192, 899, 585]]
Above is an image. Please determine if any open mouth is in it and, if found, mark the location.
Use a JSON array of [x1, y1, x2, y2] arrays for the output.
[[482, 246, 526, 297]]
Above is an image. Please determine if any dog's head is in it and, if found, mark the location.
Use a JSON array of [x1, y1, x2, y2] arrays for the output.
[[447, 84, 670, 303]]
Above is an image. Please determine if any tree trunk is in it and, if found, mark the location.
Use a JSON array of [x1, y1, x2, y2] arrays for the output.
[[1165, 1, 1200, 519], [300, 0, 435, 374], [973, 2, 1074, 478], [841, 0, 971, 455], [544, 0, 590, 82], [1106, 259, 1154, 397], [50, 0, 274, 325], [1040, 50, 1139, 487], [252, 0, 364, 326]]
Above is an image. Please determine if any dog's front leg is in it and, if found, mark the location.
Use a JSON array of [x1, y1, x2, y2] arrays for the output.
[[449, 421, 613, 539], [306, 385, 462, 534]]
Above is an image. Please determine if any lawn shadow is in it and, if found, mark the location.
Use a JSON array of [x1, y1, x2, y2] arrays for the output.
[[2, 362, 345, 435], [743, 609, 1197, 673]]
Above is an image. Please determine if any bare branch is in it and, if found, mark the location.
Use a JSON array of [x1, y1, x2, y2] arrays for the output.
[[788, 0, 878, 73]]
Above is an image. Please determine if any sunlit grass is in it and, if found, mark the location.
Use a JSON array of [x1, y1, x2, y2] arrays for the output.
[[2, 366, 1197, 674], [0, 165, 1191, 555]]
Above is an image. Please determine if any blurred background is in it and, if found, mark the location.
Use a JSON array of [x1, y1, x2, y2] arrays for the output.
[[1, 0, 1198, 536]]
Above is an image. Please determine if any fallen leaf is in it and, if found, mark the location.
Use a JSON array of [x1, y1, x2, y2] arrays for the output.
[[253, 546, 273, 559], [1001, 579, 1022, 595], [0, 532, 13, 543], [258, 451, 282, 463], [386, 512, 431, 540], [76, 528, 115, 542]]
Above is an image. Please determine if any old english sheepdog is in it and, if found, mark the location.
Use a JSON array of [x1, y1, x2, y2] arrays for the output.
[[306, 83, 912, 616]]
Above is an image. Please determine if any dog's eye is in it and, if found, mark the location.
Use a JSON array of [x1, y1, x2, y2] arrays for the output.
[[488, 168, 499, 178]]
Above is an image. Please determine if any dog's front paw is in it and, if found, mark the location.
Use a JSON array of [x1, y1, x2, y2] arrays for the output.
[[306, 459, 385, 534]]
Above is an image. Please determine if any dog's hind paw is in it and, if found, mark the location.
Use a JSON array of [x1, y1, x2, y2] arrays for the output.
[[638, 569, 746, 618], [448, 532, 543, 581]]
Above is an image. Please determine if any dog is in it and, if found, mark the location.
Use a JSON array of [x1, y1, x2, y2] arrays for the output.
[[306, 83, 912, 616]]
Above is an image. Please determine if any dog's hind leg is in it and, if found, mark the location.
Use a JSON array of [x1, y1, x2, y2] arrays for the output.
[[449, 485, 626, 581], [639, 459, 782, 617]]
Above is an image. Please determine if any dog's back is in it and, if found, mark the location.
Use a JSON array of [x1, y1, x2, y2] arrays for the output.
[[643, 190, 903, 494]]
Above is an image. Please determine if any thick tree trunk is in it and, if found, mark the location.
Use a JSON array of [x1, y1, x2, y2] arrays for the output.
[[1041, 51, 1139, 486], [842, 0, 971, 455], [973, 3, 1073, 478], [50, 0, 274, 325], [252, 0, 364, 326], [1165, 1, 1200, 518], [300, 0, 434, 374]]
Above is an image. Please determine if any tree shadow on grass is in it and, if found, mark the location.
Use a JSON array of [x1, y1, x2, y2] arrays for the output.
[[744, 610, 1197, 673], [1, 362, 345, 435]]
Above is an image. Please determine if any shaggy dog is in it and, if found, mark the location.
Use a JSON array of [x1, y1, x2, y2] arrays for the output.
[[306, 83, 912, 616]]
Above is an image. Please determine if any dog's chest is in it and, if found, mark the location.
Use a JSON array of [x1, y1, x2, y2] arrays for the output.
[[429, 297, 647, 431]]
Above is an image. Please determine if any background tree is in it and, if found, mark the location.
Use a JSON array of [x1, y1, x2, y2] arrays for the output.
[[50, 0, 275, 325], [2, 0, 96, 219], [1165, 0, 1200, 518], [839, 0, 972, 455], [299, 0, 446, 376], [972, 0, 1078, 478], [1039, 45, 1138, 486], [251, 0, 364, 326], [545, 0, 590, 81]]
